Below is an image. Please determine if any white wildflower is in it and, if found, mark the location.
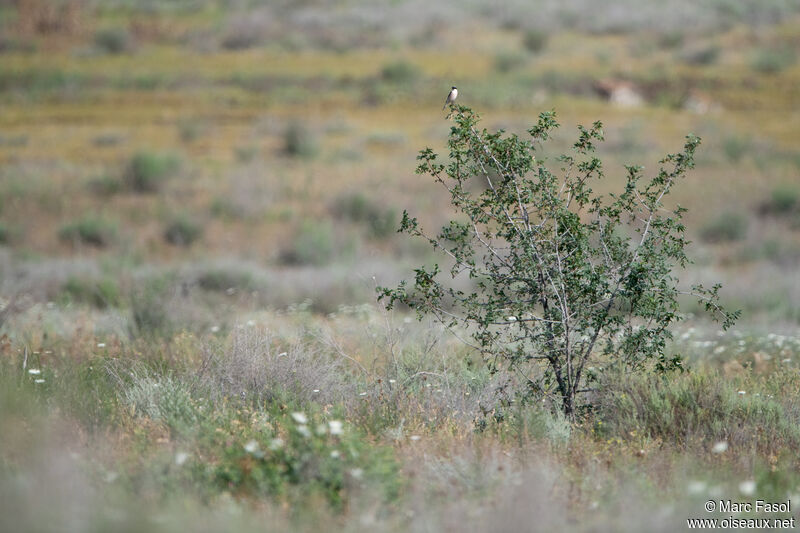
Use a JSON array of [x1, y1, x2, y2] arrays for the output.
[[269, 438, 284, 450], [291, 412, 308, 424], [244, 440, 260, 454], [297, 425, 311, 438], [28, 369, 41, 375], [409, 435, 421, 442], [712, 441, 728, 454], [329, 420, 344, 435], [97, 343, 106, 348], [34, 379, 45, 384], [175, 452, 189, 466], [350, 468, 363, 479], [738, 390, 746, 396], [330, 450, 340, 459], [687, 480, 706, 494], [739, 480, 756, 496]]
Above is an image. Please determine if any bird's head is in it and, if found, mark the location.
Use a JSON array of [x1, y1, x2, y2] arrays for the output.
[[452, 86, 457, 90]]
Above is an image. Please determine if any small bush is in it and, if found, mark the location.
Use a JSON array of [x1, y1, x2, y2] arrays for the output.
[[762, 184, 799, 215], [281, 220, 334, 266], [657, 30, 684, 49], [197, 268, 256, 293], [522, 30, 548, 53], [220, 15, 269, 51], [92, 133, 124, 147], [751, 47, 796, 74], [680, 44, 720, 66], [700, 211, 748, 243], [130, 278, 173, 338], [332, 192, 397, 238], [380, 60, 421, 84], [123, 373, 200, 436], [493, 50, 528, 73], [177, 118, 207, 143], [0, 223, 9, 245], [61, 277, 122, 309], [722, 135, 750, 162], [123, 151, 180, 193], [284, 121, 318, 159], [58, 215, 118, 247], [94, 27, 134, 54], [164, 214, 203, 247], [87, 174, 122, 196]]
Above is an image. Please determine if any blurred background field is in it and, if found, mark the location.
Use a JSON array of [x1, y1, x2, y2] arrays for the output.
[[1, 1, 800, 531]]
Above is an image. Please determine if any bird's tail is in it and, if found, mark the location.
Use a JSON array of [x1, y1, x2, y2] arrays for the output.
[[442, 102, 448, 111]]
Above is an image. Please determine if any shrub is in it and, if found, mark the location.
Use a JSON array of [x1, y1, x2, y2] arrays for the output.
[[197, 268, 256, 293], [164, 214, 203, 246], [94, 27, 134, 54], [721, 135, 750, 162], [130, 278, 173, 338], [58, 215, 118, 247], [493, 50, 528, 73], [123, 151, 180, 193], [522, 30, 548, 53], [657, 30, 684, 50], [761, 184, 799, 215], [123, 373, 200, 436], [280, 220, 334, 266], [200, 327, 354, 405], [680, 44, 720, 66], [380, 60, 421, 84], [61, 276, 122, 309], [379, 106, 737, 419], [751, 47, 796, 74], [221, 31, 263, 50], [284, 121, 318, 159], [700, 211, 748, 243], [332, 192, 397, 238], [87, 174, 122, 196]]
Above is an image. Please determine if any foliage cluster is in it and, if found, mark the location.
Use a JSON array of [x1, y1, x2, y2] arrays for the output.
[[381, 105, 738, 418]]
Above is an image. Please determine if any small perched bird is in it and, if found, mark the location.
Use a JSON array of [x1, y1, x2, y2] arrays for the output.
[[442, 86, 458, 110]]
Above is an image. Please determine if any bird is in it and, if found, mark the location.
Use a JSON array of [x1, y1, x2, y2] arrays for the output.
[[442, 86, 458, 110]]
